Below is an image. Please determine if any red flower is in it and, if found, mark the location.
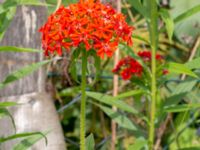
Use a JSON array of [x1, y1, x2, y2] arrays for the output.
[[162, 69, 169, 75], [137, 50, 163, 62], [121, 68, 131, 80], [112, 56, 143, 80], [39, 0, 134, 59]]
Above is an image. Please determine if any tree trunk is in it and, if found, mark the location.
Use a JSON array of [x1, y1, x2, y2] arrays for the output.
[[0, 5, 66, 150]]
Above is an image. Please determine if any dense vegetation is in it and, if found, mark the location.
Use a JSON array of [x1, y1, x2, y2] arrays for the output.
[[0, 0, 200, 150]]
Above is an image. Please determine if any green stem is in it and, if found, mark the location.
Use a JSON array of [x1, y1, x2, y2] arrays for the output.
[[80, 49, 87, 150], [148, 0, 158, 149]]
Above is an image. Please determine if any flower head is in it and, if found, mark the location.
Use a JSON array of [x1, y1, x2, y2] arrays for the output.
[[39, 0, 134, 59], [113, 50, 168, 80], [137, 50, 163, 62], [162, 69, 169, 75], [112, 56, 143, 80]]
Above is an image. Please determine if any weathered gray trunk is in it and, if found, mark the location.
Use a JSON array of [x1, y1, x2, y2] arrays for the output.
[[0, 5, 66, 150]]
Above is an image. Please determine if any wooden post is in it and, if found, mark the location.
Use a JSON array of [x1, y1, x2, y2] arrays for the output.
[[0, 5, 66, 150]]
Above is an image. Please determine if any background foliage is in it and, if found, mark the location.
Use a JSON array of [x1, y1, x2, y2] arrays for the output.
[[0, 0, 200, 149]]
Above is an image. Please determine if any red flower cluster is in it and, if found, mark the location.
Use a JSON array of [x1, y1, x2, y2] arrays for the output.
[[112, 56, 143, 80], [113, 50, 168, 80], [39, 0, 133, 59], [137, 50, 163, 62], [162, 69, 169, 75]]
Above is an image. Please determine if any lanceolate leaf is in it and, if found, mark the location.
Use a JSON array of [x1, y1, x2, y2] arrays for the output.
[[0, 101, 18, 108], [16, 0, 53, 6], [132, 35, 150, 45], [0, 0, 52, 12], [164, 80, 197, 106], [174, 4, 200, 23], [97, 104, 138, 131], [0, 60, 51, 89], [0, 108, 16, 132], [164, 92, 188, 107], [0, 132, 47, 144], [0, 0, 17, 14], [170, 0, 200, 43], [0, 108, 16, 131], [172, 80, 197, 95], [185, 57, 200, 69], [167, 62, 198, 78], [114, 90, 144, 100], [0, 101, 18, 132], [179, 147, 200, 150], [127, 0, 147, 18], [86, 91, 138, 114], [92, 55, 101, 85], [160, 9, 174, 42], [164, 103, 200, 113], [0, 0, 51, 40], [85, 134, 95, 150], [13, 132, 48, 150], [127, 137, 147, 150], [70, 48, 81, 83], [0, 46, 41, 53], [0, 6, 16, 41]]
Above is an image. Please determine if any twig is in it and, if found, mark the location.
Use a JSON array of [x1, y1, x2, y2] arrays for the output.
[[154, 114, 171, 150], [122, 0, 135, 23], [100, 110, 108, 137], [181, 36, 200, 80], [111, 1, 121, 150], [55, 0, 62, 11]]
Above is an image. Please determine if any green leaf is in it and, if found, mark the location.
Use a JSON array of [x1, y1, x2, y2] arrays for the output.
[[179, 147, 200, 150], [114, 90, 144, 100], [170, 1, 200, 43], [92, 55, 101, 85], [0, 132, 47, 144], [0, 6, 16, 41], [0, 0, 17, 14], [185, 57, 200, 69], [0, 108, 16, 132], [132, 35, 150, 45], [127, 0, 147, 18], [164, 92, 188, 107], [72, 47, 81, 59], [70, 61, 79, 83], [16, 0, 52, 6], [172, 80, 197, 95], [0, 46, 41, 52], [127, 137, 147, 150], [0, 60, 51, 89], [164, 103, 200, 113], [13, 132, 48, 150], [168, 62, 198, 78], [85, 134, 95, 150], [0, 101, 18, 108], [97, 104, 138, 131], [70, 48, 81, 83], [0, 0, 51, 14], [174, 4, 200, 23], [160, 9, 174, 42], [164, 80, 197, 106], [86, 91, 138, 114]]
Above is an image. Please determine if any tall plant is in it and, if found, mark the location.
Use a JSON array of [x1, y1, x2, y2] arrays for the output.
[[39, 0, 133, 149]]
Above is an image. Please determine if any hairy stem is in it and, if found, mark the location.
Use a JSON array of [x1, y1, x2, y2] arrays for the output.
[[111, 0, 121, 149], [148, 0, 158, 149], [80, 49, 87, 150]]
